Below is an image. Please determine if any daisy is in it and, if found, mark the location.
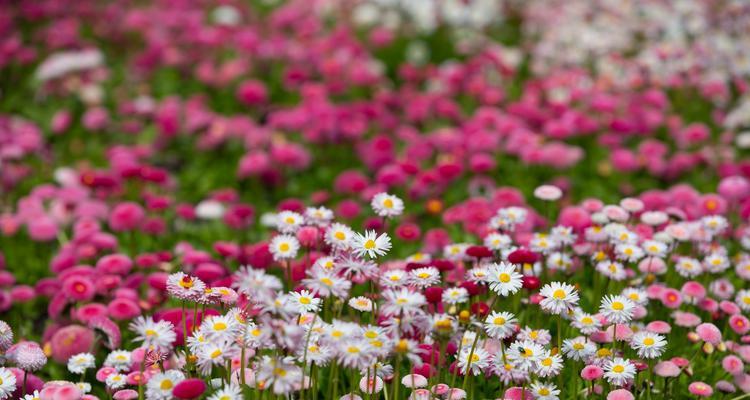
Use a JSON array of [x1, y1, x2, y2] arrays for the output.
[[337, 340, 376, 369], [233, 267, 283, 302], [736, 289, 750, 312], [409, 267, 441, 288], [571, 311, 601, 335], [562, 337, 596, 361], [380, 269, 408, 287], [443, 243, 469, 261], [441, 287, 469, 304], [67, 352, 96, 374], [539, 282, 579, 315], [208, 384, 242, 400], [621, 287, 648, 305], [484, 232, 512, 251], [289, 290, 322, 314], [196, 341, 237, 375], [518, 328, 551, 345], [466, 266, 490, 283], [129, 316, 177, 350], [596, 260, 627, 281], [348, 296, 374, 312], [529, 234, 558, 254], [351, 230, 392, 259], [603, 358, 636, 387], [201, 314, 241, 341], [275, 210, 304, 233], [0, 368, 15, 400], [305, 207, 333, 226], [506, 340, 544, 372], [615, 244, 644, 262], [530, 381, 560, 400], [325, 223, 354, 250], [642, 240, 667, 257], [381, 288, 426, 315], [675, 257, 703, 278], [146, 370, 185, 400], [486, 262, 523, 296], [370, 192, 404, 217], [297, 341, 333, 366], [704, 253, 730, 273], [104, 350, 132, 371], [630, 331, 667, 359], [303, 268, 351, 298], [269, 234, 300, 261], [105, 373, 127, 390], [534, 351, 564, 378], [484, 311, 517, 339], [600, 295, 635, 324], [166, 272, 206, 301], [546, 252, 573, 273], [457, 347, 490, 376], [406, 252, 432, 264]]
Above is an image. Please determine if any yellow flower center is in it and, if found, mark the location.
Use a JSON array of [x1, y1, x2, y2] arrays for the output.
[[285, 217, 295, 224], [334, 231, 345, 240], [364, 331, 378, 339], [383, 199, 393, 208], [299, 297, 311, 305], [364, 239, 376, 249], [542, 358, 552, 367], [499, 273, 511, 283], [210, 349, 222, 359], [279, 243, 290, 252], [573, 343, 584, 350], [643, 338, 655, 346], [539, 388, 550, 395], [553, 289, 566, 299], [160, 380, 173, 390], [493, 317, 506, 325], [612, 301, 624, 311], [612, 365, 624, 373], [214, 322, 227, 331], [274, 368, 287, 377], [320, 277, 333, 286]]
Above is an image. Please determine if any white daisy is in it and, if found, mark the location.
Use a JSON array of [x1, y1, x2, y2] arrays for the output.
[[305, 207, 334, 226], [370, 192, 404, 217], [145, 370, 185, 400], [325, 223, 354, 250], [348, 296, 374, 312], [129, 316, 177, 350], [0, 368, 16, 399], [275, 211, 304, 233], [208, 384, 242, 400], [289, 290, 322, 314], [530, 381, 560, 400], [351, 230, 392, 259], [67, 352, 96, 374], [408, 267, 441, 288], [441, 287, 469, 304], [630, 331, 667, 359], [457, 347, 490, 376], [539, 282, 579, 315], [534, 351, 564, 378], [603, 358, 635, 387], [561, 337, 596, 361], [599, 295, 635, 324], [269, 234, 300, 261], [104, 350, 132, 371], [486, 262, 523, 297], [484, 311, 517, 339]]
